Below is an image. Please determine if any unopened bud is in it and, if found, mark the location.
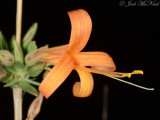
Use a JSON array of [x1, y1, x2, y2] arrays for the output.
[[13, 40, 24, 64], [22, 23, 38, 50], [0, 50, 14, 66], [25, 45, 48, 66], [27, 41, 38, 53]]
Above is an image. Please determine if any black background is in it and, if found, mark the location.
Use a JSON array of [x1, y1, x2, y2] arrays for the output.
[[0, 0, 159, 120]]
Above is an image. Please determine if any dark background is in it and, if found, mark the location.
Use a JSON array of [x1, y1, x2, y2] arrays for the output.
[[0, 0, 159, 120]]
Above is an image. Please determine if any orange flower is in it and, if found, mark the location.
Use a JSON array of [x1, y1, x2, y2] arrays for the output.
[[38, 9, 154, 99]]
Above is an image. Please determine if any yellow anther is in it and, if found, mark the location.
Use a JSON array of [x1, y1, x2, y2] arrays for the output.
[[122, 73, 132, 78], [132, 70, 144, 75]]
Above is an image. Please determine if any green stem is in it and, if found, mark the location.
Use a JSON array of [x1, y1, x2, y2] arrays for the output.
[[12, 87, 23, 120]]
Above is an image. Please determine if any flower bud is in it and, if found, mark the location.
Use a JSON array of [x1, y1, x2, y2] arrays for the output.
[[27, 41, 37, 53], [0, 50, 14, 66], [25, 45, 48, 66], [22, 23, 38, 50], [13, 40, 24, 64]]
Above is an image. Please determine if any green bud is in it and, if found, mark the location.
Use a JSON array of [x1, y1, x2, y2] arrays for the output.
[[13, 40, 24, 64], [22, 23, 38, 50], [0, 31, 9, 50], [27, 41, 37, 53], [25, 45, 48, 66], [10, 35, 16, 51], [0, 50, 14, 66]]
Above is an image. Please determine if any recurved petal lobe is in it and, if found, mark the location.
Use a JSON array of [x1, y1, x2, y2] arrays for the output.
[[67, 9, 92, 53], [38, 55, 73, 98]]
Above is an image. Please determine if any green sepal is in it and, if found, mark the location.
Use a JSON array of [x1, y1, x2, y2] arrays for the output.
[[5, 66, 17, 74], [0, 50, 15, 66], [13, 40, 24, 64], [0, 31, 9, 50], [25, 79, 40, 86], [3, 78, 19, 87], [10, 35, 16, 51], [27, 62, 45, 77], [22, 23, 38, 50], [27, 41, 37, 53], [25, 45, 48, 66], [13, 62, 28, 75], [19, 81, 39, 96]]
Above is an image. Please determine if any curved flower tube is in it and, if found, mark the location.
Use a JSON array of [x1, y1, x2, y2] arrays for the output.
[[38, 9, 153, 99]]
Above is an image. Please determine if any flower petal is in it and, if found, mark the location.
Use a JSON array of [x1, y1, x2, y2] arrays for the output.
[[40, 44, 68, 65], [72, 68, 94, 97], [67, 9, 92, 52], [43, 44, 68, 55], [38, 55, 73, 98], [73, 52, 116, 72]]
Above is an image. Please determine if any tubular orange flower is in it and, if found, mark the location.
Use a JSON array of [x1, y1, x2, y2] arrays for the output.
[[38, 9, 154, 99]]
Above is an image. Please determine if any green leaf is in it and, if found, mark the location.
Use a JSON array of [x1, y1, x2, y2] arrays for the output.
[[3, 78, 19, 87], [22, 23, 38, 50], [19, 81, 39, 96], [28, 70, 43, 77], [27, 62, 45, 77], [5, 66, 17, 74], [13, 40, 24, 64], [25, 79, 40, 86], [27, 41, 37, 53], [0, 31, 9, 50]]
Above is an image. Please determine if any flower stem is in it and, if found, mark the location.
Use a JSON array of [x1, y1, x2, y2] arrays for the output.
[[12, 87, 23, 120], [16, 0, 23, 44], [13, 1, 23, 120]]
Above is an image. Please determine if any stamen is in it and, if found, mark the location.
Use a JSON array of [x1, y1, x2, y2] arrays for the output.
[[107, 75, 154, 91], [109, 70, 143, 78], [132, 70, 144, 75], [75, 66, 154, 91], [122, 73, 132, 78], [122, 70, 144, 78]]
